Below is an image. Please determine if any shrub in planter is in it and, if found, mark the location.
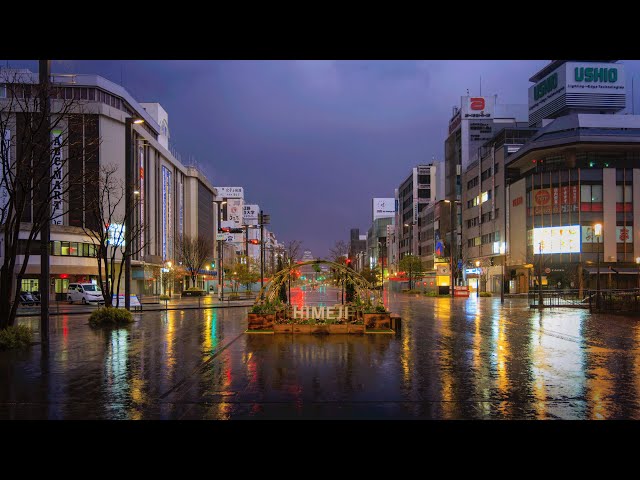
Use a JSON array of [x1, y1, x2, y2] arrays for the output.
[[424, 291, 439, 297], [89, 307, 134, 327], [0, 325, 33, 350], [159, 294, 170, 301], [479, 292, 492, 297]]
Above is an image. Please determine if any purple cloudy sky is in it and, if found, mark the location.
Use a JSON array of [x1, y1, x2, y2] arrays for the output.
[[4, 60, 640, 257]]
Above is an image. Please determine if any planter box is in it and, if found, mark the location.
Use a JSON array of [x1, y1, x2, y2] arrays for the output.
[[182, 290, 206, 297], [273, 323, 293, 334], [310, 324, 330, 335], [247, 313, 275, 330], [348, 324, 365, 334], [363, 313, 391, 329], [328, 324, 348, 334], [293, 324, 313, 334]]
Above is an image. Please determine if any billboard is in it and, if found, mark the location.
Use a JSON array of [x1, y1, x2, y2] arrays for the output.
[[243, 204, 259, 225], [533, 225, 580, 254], [529, 62, 625, 125], [0, 130, 10, 221], [531, 186, 579, 215], [373, 198, 395, 220], [161, 166, 172, 261], [227, 198, 243, 227], [461, 96, 495, 119], [215, 186, 243, 199]]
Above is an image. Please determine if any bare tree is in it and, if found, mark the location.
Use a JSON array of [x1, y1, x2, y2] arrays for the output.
[[177, 234, 213, 288], [284, 239, 303, 267], [328, 240, 348, 262], [82, 164, 144, 308], [283, 240, 302, 304], [0, 68, 89, 328]]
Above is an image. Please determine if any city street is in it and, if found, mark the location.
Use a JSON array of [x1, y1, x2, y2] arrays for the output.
[[2, 286, 640, 419]]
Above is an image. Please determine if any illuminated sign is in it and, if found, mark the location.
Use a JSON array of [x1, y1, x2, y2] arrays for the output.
[[107, 223, 125, 247], [291, 305, 350, 320], [532, 225, 580, 254], [215, 186, 244, 199], [512, 196, 523, 207], [161, 166, 172, 260], [470, 97, 485, 110]]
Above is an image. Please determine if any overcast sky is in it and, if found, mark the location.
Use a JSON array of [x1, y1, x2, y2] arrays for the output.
[[4, 59, 640, 258]]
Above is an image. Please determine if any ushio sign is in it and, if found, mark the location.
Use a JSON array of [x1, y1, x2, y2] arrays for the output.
[[291, 305, 350, 320]]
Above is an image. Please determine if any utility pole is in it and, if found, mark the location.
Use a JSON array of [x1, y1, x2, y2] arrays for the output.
[[538, 242, 543, 309], [39, 60, 51, 345], [258, 211, 270, 299]]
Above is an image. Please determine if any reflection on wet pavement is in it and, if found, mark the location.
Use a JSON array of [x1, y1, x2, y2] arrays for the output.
[[2, 287, 640, 419]]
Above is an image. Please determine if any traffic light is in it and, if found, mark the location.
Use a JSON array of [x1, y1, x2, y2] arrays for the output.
[[346, 258, 351, 265], [211, 261, 216, 269]]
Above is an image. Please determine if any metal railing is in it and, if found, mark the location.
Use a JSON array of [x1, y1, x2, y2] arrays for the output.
[[529, 288, 640, 312], [528, 289, 591, 308]]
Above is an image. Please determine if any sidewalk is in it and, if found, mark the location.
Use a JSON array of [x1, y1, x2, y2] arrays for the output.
[[16, 294, 255, 317]]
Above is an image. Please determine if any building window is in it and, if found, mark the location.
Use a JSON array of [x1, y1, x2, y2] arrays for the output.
[[52, 241, 61, 256], [0, 84, 5, 98], [69, 242, 79, 256], [88, 88, 95, 101], [61, 241, 70, 255], [581, 184, 603, 212], [467, 176, 479, 189]]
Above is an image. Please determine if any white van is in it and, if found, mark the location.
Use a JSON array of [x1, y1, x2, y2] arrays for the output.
[[67, 283, 104, 305]]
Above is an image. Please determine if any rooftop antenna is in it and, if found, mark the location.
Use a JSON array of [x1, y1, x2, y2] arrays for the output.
[[466, 88, 469, 96], [632, 75, 635, 115], [479, 75, 482, 96]]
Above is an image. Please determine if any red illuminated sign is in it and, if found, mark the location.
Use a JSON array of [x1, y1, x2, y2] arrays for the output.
[[470, 97, 485, 110], [512, 196, 523, 207]]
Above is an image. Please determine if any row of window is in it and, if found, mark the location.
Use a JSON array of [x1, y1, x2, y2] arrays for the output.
[[467, 190, 492, 208], [17, 239, 98, 257], [467, 176, 479, 189], [467, 231, 501, 248], [466, 209, 500, 228], [1, 83, 157, 140]]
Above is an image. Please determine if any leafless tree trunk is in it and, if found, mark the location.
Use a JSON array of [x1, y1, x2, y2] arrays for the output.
[[82, 164, 145, 308], [177, 234, 213, 289], [329, 240, 348, 262], [0, 69, 88, 328]]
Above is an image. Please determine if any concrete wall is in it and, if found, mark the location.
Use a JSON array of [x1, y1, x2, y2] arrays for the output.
[[508, 178, 527, 265]]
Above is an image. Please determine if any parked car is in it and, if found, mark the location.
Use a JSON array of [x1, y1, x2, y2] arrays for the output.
[[19, 291, 38, 306], [67, 283, 104, 305]]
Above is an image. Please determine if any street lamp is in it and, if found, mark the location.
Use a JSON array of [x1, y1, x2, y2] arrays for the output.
[[636, 257, 640, 291], [594, 223, 602, 310], [475, 260, 480, 297], [213, 199, 227, 301], [125, 116, 145, 311]]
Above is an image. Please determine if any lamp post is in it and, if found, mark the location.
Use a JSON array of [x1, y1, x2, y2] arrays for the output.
[[594, 223, 602, 310], [500, 242, 506, 305], [475, 260, 480, 297], [124, 116, 144, 311], [636, 256, 640, 291], [258, 211, 270, 299], [213, 199, 227, 301]]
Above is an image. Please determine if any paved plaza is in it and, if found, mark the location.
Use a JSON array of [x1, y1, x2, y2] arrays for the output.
[[2, 286, 640, 419]]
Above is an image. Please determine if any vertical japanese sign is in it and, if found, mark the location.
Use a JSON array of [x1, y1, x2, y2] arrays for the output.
[[162, 166, 172, 261], [227, 198, 243, 227], [51, 129, 64, 224], [139, 146, 144, 258], [0, 129, 9, 222]]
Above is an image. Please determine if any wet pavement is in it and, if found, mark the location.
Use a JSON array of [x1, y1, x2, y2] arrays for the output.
[[2, 286, 640, 419]]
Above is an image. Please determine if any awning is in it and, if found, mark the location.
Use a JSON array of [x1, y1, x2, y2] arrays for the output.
[[584, 267, 640, 275]]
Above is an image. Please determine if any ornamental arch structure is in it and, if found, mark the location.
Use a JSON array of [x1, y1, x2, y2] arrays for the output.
[[255, 259, 377, 305]]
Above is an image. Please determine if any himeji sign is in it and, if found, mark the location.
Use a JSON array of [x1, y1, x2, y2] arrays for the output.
[[291, 305, 351, 320], [51, 129, 64, 224]]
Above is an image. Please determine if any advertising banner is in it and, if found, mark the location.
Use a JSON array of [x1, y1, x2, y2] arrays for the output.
[[215, 186, 243, 199], [0, 130, 9, 221], [227, 198, 243, 227], [533, 225, 581, 254], [373, 198, 395, 220], [243, 204, 259, 225], [461, 96, 495, 119], [51, 129, 64, 225]]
